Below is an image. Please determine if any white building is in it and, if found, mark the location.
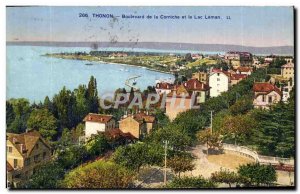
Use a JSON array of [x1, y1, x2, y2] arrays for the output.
[[83, 113, 116, 139], [209, 69, 230, 97], [282, 80, 294, 103], [155, 82, 174, 95]]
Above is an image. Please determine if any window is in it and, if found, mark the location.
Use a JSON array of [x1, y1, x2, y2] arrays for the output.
[[262, 95, 265, 102], [35, 143, 39, 149], [7, 146, 12, 153], [268, 96, 272, 103], [34, 154, 40, 162], [43, 152, 47, 159], [25, 158, 30, 166], [13, 159, 18, 168], [217, 78, 220, 81]]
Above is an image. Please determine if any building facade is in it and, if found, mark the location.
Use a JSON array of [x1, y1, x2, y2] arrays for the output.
[[118, 115, 147, 139], [281, 63, 294, 80], [209, 69, 230, 97], [6, 130, 52, 188], [253, 82, 282, 109], [83, 113, 116, 139]]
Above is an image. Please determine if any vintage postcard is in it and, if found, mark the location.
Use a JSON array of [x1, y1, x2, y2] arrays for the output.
[[6, 6, 295, 189]]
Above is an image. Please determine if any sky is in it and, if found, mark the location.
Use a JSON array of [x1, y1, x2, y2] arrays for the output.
[[6, 6, 294, 47]]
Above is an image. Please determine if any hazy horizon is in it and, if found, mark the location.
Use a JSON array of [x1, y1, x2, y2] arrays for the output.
[[7, 6, 294, 47]]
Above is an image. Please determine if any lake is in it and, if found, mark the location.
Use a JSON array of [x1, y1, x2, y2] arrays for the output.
[[7, 46, 177, 103]]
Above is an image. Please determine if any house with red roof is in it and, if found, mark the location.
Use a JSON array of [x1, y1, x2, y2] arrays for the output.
[[236, 66, 253, 75], [83, 113, 116, 139], [182, 78, 210, 103], [155, 82, 174, 95], [253, 82, 282, 109], [230, 74, 248, 86]]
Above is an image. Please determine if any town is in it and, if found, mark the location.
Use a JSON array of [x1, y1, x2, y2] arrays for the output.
[[7, 51, 295, 189]]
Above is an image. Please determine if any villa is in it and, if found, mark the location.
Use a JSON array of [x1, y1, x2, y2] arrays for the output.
[[253, 82, 282, 109], [83, 113, 116, 140]]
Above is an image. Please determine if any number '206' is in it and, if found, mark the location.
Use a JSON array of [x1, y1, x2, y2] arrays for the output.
[[79, 13, 88, 17]]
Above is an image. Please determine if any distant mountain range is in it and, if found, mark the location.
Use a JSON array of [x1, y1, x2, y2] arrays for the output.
[[7, 41, 294, 55]]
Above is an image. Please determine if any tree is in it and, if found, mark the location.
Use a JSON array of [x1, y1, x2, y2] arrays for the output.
[[6, 101, 15, 128], [237, 163, 277, 186], [166, 176, 216, 188], [52, 86, 77, 129], [61, 161, 135, 188], [211, 168, 239, 188], [7, 98, 31, 133], [197, 129, 222, 154], [146, 125, 192, 151], [56, 144, 88, 170], [220, 114, 255, 145], [168, 155, 195, 177], [87, 76, 99, 113], [229, 96, 253, 115], [27, 108, 58, 140], [23, 161, 65, 189], [85, 134, 110, 158]]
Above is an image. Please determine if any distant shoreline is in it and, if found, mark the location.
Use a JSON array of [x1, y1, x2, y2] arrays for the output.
[[42, 54, 174, 75], [7, 41, 294, 55]]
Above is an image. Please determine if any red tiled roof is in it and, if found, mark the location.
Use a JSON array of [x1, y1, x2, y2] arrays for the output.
[[83, 113, 114, 123], [183, 79, 210, 91], [231, 74, 248, 80], [237, 66, 253, 72], [134, 112, 156, 123], [211, 68, 231, 77], [155, 82, 174, 90], [281, 63, 294, 68], [253, 83, 281, 95], [122, 112, 156, 123]]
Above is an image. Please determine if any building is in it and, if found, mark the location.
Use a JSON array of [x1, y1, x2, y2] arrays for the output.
[[209, 69, 230, 97], [253, 82, 282, 109], [230, 74, 248, 86], [285, 57, 293, 64], [6, 130, 52, 188], [236, 66, 253, 75], [282, 80, 294, 103], [83, 113, 116, 139], [192, 71, 209, 84], [281, 63, 294, 80], [165, 85, 194, 120], [264, 55, 276, 63], [183, 78, 210, 103], [224, 51, 253, 67], [191, 54, 203, 60], [155, 82, 174, 95], [118, 113, 151, 139]]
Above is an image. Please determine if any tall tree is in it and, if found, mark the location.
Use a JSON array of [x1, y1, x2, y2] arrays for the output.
[[7, 98, 31, 133], [27, 108, 58, 140], [87, 76, 99, 113]]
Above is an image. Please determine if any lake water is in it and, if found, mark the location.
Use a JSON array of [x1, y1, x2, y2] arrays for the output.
[[7, 46, 177, 103]]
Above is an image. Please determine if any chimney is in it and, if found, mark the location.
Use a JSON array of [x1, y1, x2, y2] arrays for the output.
[[146, 110, 149, 115], [13, 138, 17, 144], [194, 82, 196, 89], [89, 115, 92, 121]]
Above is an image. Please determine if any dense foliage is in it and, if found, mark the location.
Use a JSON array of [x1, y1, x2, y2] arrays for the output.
[[238, 163, 277, 186], [166, 176, 216, 188], [61, 161, 135, 188]]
